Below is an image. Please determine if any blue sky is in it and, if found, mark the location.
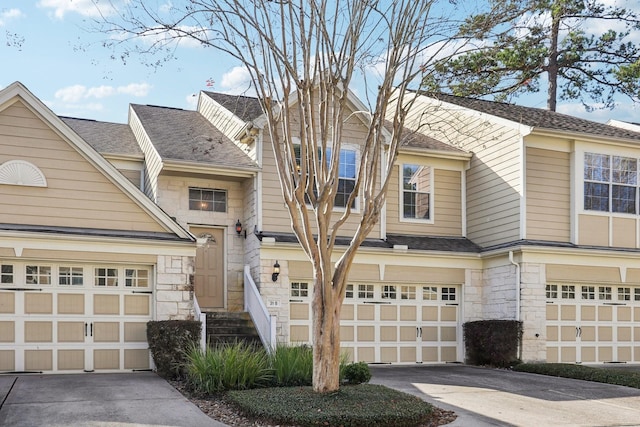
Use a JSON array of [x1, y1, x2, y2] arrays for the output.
[[1, 1, 638, 125]]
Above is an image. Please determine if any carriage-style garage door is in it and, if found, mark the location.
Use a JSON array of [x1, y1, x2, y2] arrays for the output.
[[0, 261, 153, 373], [289, 282, 461, 364], [546, 283, 640, 363]]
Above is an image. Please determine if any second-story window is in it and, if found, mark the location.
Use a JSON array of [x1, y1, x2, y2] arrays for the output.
[[402, 164, 431, 220], [294, 143, 357, 209], [189, 188, 227, 212], [328, 147, 357, 208], [584, 153, 637, 214]]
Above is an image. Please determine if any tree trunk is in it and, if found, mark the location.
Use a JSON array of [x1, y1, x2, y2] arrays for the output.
[[311, 274, 343, 393], [547, 8, 561, 111]]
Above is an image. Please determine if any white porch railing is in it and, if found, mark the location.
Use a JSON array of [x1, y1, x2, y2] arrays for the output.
[[244, 265, 276, 353], [193, 294, 207, 351]]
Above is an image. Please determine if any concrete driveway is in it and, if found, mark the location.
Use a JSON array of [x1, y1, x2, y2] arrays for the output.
[[370, 364, 640, 427], [0, 372, 225, 427]]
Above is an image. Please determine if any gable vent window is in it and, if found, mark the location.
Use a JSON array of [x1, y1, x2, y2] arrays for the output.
[[189, 188, 227, 212], [0, 160, 47, 187]]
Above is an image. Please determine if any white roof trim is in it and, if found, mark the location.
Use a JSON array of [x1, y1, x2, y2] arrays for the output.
[[0, 81, 193, 241]]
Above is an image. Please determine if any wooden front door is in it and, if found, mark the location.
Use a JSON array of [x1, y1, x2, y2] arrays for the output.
[[192, 227, 225, 309]]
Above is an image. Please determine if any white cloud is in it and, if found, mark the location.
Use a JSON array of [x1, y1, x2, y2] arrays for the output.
[[0, 8, 23, 26], [557, 101, 640, 123], [117, 82, 152, 97], [220, 66, 253, 94], [37, 0, 117, 19], [55, 83, 151, 103]]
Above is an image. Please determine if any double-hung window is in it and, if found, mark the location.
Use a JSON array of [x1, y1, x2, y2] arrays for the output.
[[584, 153, 637, 214], [402, 164, 431, 220], [189, 187, 227, 212], [327, 147, 357, 208], [294, 143, 357, 209]]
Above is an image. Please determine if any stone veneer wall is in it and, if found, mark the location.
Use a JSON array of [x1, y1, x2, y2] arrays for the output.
[[155, 254, 195, 320], [519, 262, 547, 362], [263, 257, 290, 344], [481, 264, 518, 320]]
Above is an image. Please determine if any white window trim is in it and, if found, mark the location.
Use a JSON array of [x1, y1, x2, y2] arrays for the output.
[[578, 149, 640, 218], [291, 139, 361, 213], [398, 162, 434, 225]]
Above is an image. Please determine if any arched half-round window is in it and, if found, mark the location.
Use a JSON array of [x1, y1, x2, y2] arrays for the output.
[[0, 160, 47, 187]]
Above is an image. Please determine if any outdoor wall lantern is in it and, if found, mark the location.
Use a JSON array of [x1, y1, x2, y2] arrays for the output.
[[235, 219, 242, 235], [272, 261, 280, 282]]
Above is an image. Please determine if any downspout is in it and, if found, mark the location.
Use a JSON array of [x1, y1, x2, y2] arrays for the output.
[[508, 250, 521, 321], [509, 250, 522, 361]]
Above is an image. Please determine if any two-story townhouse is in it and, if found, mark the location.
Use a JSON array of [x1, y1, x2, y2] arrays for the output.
[[197, 89, 483, 364], [0, 82, 196, 374], [394, 91, 640, 364]]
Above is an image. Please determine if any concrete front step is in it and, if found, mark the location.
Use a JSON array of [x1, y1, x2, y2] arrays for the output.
[[205, 312, 263, 348]]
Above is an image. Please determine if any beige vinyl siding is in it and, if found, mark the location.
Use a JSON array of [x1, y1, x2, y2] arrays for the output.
[[612, 217, 636, 248], [386, 165, 462, 236], [578, 215, 609, 246], [128, 110, 163, 202], [393, 95, 522, 247], [260, 110, 380, 238], [526, 147, 570, 242], [0, 101, 166, 233]]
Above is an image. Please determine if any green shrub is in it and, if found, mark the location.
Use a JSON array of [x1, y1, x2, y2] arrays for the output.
[[147, 320, 201, 380], [463, 319, 522, 368], [270, 344, 313, 386], [226, 384, 434, 427], [185, 342, 272, 393], [514, 363, 640, 389], [343, 361, 371, 384]]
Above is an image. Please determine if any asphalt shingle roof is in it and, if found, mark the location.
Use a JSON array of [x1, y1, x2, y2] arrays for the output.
[[131, 104, 258, 169], [383, 121, 466, 153], [61, 117, 142, 156], [257, 231, 481, 252], [426, 92, 640, 141], [204, 91, 264, 122]]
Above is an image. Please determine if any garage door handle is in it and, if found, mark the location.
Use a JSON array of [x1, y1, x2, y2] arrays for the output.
[[85, 323, 87, 337], [132, 290, 153, 294], [576, 327, 581, 337], [416, 327, 422, 338], [363, 301, 392, 304], [90, 323, 93, 337]]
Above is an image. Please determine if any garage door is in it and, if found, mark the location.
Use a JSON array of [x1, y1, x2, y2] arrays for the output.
[[289, 282, 461, 364], [0, 261, 153, 373], [546, 283, 640, 363]]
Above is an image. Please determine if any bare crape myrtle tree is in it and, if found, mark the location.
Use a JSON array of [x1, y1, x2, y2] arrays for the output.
[[96, 0, 476, 393]]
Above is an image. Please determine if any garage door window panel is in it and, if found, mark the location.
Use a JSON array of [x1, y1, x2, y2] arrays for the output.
[[95, 268, 118, 287], [125, 269, 148, 288], [26, 265, 51, 285], [59, 267, 83, 286], [1, 264, 13, 285]]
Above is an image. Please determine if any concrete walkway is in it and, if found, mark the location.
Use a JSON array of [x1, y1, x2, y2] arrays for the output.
[[370, 364, 640, 427], [0, 372, 226, 427]]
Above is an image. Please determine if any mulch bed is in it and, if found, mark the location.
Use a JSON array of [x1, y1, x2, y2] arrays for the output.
[[170, 380, 457, 427]]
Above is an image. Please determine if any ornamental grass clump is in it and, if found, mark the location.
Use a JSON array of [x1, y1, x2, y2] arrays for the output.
[[185, 342, 272, 394], [270, 344, 314, 386]]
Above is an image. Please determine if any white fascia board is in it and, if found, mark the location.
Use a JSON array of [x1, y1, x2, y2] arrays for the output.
[[0, 82, 192, 241], [0, 231, 196, 257], [161, 160, 259, 178], [531, 128, 640, 148], [398, 146, 472, 161]]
